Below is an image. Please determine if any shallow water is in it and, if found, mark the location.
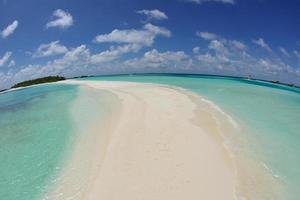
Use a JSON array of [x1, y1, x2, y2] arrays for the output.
[[0, 84, 78, 200], [82, 74, 300, 200], [0, 83, 118, 200], [1, 75, 300, 199]]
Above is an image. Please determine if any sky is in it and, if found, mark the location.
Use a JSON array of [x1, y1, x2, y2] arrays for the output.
[[0, 0, 300, 89]]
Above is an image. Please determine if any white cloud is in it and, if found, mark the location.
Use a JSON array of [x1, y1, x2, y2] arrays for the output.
[[9, 45, 91, 84], [192, 35, 298, 82], [94, 23, 171, 47], [193, 46, 201, 54], [197, 31, 247, 52], [92, 24, 172, 66], [143, 23, 171, 37], [50, 45, 91, 70], [0, 52, 12, 66], [184, 0, 235, 5], [294, 50, 300, 60], [196, 32, 218, 40], [1, 20, 18, 38], [46, 9, 73, 29], [279, 47, 289, 57], [209, 40, 229, 55], [33, 41, 68, 58], [1, 32, 300, 90], [125, 49, 192, 70], [1, 46, 192, 89], [90, 44, 140, 64], [0, 72, 12, 89], [230, 40, 247, 50], [252, 38, 272, 52], [137, 9, 168, 21], [5, 44, 141, 87], [8, 60, 15, 67]]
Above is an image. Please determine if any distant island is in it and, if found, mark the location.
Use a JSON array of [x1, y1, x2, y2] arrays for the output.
[[12, 76, 66, 88], [0, 73, 298, 93]]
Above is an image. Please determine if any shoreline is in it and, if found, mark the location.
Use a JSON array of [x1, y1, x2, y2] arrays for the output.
[[43, 80, 276, 199], [0, 81, 63, 95], [42, 84, 122, 199], [1, 72, 299, 96], [179, 86, 283, 200]]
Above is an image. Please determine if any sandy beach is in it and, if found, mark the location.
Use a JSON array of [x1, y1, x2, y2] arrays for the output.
[[45, 80, 238, 200]]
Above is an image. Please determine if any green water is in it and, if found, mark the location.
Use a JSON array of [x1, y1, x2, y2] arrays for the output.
[[0, 84, 79, 200], [0, 83, 117, 200], [82, 74, 300, 200], [1, 74, 300, 199]]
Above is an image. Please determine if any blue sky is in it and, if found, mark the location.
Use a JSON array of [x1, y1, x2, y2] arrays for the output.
[[0, 0, 300, 89]]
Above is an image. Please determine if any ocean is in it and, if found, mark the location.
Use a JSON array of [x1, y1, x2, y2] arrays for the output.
[[1, 74, 300, 199], [83, 74, 300, 199], [0, 84, 78, 200]]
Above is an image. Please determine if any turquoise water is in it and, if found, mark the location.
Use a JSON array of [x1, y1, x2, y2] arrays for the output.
[[0, 83, 117, 200], [1, 74, 300, 199], [82, 74, 300, 199], [0, 84, 79, 200]]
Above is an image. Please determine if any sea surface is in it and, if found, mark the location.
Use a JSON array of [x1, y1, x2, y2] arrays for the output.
[[82, 74, 300, 200], [0, 74, 300, 199], [0, 83, 116, 200], [0, 84, 79, 200]]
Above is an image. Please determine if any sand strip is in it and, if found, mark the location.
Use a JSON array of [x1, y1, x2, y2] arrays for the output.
[[46, 80, 237, 200]]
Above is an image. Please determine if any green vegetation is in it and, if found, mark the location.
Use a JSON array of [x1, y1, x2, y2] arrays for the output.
[[12, 76, 66, 88]]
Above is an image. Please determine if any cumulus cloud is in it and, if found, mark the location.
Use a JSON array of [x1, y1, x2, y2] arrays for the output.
[[193, 47, 201, 54], [8, 60, 16, 67], [137, 9, 168, 21], [196, 31, 219, 40], [0, 23, 172, 89], [8, 45, 91, 85], [197, 32, 247, 52], [197, 31, 247, 53], [33, 41, 68, 58], [2, 46, 190, 89], [230, 40, 247, 50], [294, 50, 300, 60], [90, 44, 141, 64], [1, 31, 300, 90], [192, 35, 299, 83], [92, 24, 172, 63], [46, 9, 73, 29], [94, 23, 171, 48], [184, 0, 235, 5], [209, 40, 229, 55], [0, 52, 12, 67], [125, 49, 192, 70], [4, 44, 140, 87], [279, 47, 289, 57], [1, 20, 18, 38], [253, 38, 272, 52]]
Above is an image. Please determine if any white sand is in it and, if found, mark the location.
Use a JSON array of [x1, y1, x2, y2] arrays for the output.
[[46, 80, 238, 200]]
